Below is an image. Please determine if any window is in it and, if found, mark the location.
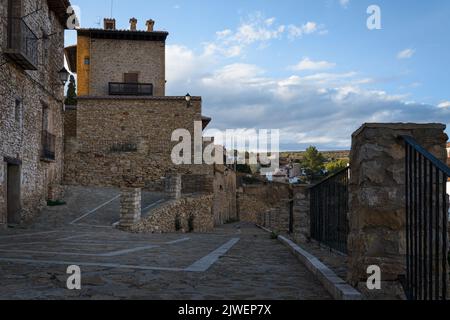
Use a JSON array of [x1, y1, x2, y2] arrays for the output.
[[5, 0, 38, 70], [14, 99, 21, 123], [42, 103, 49, 132], [40, 103, 55, 161], [124, 73, 139, 83], [84, 57, 90, 65]]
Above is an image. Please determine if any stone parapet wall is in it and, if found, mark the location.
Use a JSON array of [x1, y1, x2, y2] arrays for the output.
[[260, 203, 291, 234], [292, 185, 311, 242], [348, 123, 448, 298], [237, 183, 291, 224], [130, 194, 214, 233]]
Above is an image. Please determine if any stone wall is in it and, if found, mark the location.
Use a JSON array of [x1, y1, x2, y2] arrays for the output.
[[237, 183, 291, 224], [0, 0, 67, 225], [182, 174, 214, 195], [213, 165, 237, 225], [64, 106, 77, 139], [129, 194, 214, 233], [292, 185, 311, 242], [119, 188, 142, 228], [77, 36, 166, 97], [63, 97, 211, 190], [347, 123, 448, 298]]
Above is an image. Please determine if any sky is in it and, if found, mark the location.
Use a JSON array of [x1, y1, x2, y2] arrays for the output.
[[65, 0, 450, 151]]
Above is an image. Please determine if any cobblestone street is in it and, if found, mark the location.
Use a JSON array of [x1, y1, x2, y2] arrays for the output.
[[0, 187, 331, 300]]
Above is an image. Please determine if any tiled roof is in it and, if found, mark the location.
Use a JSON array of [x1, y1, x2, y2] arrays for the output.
[[77, 28, 169, 41]]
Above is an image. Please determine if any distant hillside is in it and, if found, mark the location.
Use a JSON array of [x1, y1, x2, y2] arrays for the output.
[[280, 150, 350, 162]]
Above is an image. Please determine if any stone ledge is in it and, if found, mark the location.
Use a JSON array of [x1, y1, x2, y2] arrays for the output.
[[77, 96, 202, 101], [352, 122, 446, 138], [256, 225, 363, 300]]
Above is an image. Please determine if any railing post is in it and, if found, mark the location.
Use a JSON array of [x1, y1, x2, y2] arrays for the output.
[[348, 123, 448, 299], [292, 185, 311, 242]]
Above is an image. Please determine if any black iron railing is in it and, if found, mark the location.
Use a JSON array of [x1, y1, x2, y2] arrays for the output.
[[109, 82, 153, 96], [41, 131, 56, 161], [5, 18, 38, 70], [310, 167, 350, 254], [403, 135, 448, 300]]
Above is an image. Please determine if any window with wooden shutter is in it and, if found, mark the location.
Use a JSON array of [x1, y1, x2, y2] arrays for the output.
[[124, 73, 139, 83]]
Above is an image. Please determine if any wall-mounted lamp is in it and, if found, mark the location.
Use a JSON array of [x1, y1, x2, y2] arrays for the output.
[[58, 67, 70, 85], [185, 93, 191, 108]]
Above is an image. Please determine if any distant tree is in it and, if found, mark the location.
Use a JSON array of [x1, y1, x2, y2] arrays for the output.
[[325, 159, 348, 175], [64, 75, 77, 105], [302, 146, 325, 181], [236, 164, 252, 174]]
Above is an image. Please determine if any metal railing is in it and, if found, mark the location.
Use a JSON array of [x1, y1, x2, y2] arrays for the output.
[[5, 18, 38, 70], [403, 135, 448, 300], [310, 167, 350, 254], [108, 82, 153, 96], [41, 131, 56, 161]]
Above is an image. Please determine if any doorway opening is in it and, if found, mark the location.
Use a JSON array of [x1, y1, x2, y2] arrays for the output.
[[6, 162, 21, 225]]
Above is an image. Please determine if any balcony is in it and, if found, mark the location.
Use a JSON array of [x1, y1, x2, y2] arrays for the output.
[[109, 82, 153, 96], [41, 131, 56, 161], [5, 18, 39, 70]]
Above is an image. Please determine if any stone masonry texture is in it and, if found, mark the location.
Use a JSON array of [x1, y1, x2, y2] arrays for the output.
[[130, 194, 215, 233], [119, 188, 142, 228], [77, 36, 166, 97], [63, 97, 210, 190], [347, 123, 448, 298], [0, 0, 67, 225]]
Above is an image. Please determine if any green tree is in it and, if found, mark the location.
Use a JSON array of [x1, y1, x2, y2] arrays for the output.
[[64, 75, 77, 105], [325, 159, 348, 175], [236, 164, 252, 174], [302, 146, 325, 181]]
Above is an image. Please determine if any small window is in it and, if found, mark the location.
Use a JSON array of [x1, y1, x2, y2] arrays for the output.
[[42, 103, 49, 132], [14, 99, 21, 123], [84, 57, 90, 65], [124, 73, 139, 83]]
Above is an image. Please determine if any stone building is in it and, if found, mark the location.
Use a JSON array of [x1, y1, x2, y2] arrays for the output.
[[0, 0, 71, 227], [64, 18, 213, 191]]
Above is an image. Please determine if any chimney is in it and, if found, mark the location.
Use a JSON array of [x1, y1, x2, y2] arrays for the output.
[[129, 17, 138, 31], [104, 18, 116, 30], [146, 19, 155, 32]]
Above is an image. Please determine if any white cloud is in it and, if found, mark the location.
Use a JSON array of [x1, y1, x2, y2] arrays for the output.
[[397, 48, 415, 59], [204, 13, 327, 58], [290, 57, 336, 71], [339, 0, 350, 8], [164, 15, 449, 150], [438, 101, 450, 108], [287, 22, 327, 40]]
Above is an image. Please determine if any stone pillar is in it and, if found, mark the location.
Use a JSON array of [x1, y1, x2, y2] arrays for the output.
[[119, 188, 142, 228], [348, 123, 447, 298], [165, 174, 181, 200], [292, 185, 311, 242]]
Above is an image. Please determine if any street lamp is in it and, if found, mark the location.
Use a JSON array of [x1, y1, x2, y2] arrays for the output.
[[58, 67, 70, 85], [185, 93, 191, 107]]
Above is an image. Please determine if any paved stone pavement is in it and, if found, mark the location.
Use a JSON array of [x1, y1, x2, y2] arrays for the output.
[[0, 187, 331, 300]]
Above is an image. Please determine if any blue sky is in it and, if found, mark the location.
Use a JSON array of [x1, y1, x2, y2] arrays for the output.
[[66, 0, 450, 151]]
